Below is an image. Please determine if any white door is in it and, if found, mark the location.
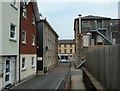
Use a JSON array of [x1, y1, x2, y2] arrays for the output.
[[5, 58, 11, 86]]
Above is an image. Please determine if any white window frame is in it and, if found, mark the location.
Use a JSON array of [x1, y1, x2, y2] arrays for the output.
[[22, 3, 27, 18], [10, 23, 16, 40], [22, 57, 26, 70], [32, 14, 35, 25], [32, 35, 35, 46], [22, 31, 26, 44], [31, 57, 35, 67]]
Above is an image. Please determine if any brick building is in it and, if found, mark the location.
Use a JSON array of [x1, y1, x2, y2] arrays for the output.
[[19, 1, 40, 81], [74, 15, 112, 66], [111, 19, 120, 44]]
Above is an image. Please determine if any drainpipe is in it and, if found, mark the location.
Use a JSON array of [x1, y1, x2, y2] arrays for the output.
[[19, 4, 22, 82], [78, 14, 82, 34]]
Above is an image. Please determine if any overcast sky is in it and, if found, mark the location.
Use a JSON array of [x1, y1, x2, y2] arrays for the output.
[[37, 0, 119, 39]]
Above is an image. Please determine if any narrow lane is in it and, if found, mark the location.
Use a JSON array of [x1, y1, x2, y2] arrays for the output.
[[11, 63, 70, 89]]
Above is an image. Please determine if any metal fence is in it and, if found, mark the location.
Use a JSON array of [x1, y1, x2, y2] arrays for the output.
[[55, 69, 70, 91], [85, 44, 120, 89]]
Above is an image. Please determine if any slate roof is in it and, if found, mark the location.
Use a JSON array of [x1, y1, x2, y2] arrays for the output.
[[75, 15, 111, 20], [58, 40, 75, 44]]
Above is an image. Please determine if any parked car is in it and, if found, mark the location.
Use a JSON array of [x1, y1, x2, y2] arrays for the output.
[[59, 59, 70, 63]]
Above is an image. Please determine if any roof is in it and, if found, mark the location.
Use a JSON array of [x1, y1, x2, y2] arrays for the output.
[[75, 15, 111, 20], [38, 19, 59, 37], [21, 0, 40, 22], [58, 40, 75, 44]]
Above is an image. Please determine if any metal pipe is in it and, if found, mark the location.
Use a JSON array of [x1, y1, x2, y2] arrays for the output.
[[78, 14, 82, 34]]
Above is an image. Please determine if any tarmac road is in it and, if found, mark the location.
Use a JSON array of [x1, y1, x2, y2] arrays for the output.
[[11, 63, 70, 89]]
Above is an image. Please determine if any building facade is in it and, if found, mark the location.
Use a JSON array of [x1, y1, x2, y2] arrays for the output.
[[20, 1, 39, 81], [58, 40, 75, 62], [111, 19, 120, 44], [37, 19, 59, 73], [0, 1, 20, 89], [74, 15, 112, 66]]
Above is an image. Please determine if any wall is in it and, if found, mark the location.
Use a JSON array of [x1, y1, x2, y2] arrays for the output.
[[1, 2, 20, 56], [0, 1, 2, 56], [20, 2, 37, 54], [85, 44, 120, 89], [20, 54, 36, 81], [43, 21, 58, 70]]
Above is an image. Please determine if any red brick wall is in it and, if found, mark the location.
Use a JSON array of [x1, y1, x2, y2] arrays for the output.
[[20, 2, 37, 54]]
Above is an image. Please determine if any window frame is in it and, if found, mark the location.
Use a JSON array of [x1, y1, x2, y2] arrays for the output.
[[32, 35, 35, 46], [64, 49, 67, 53], [70, 49, 72, 53], [82, 21, 89, 28], [10, 23, 16, 40], [31, 57, 35, 67], [22, 31, 26, 44], [22, 3, 27, 18], [22, 57, 26, 70], [32, 14, 35, 25]]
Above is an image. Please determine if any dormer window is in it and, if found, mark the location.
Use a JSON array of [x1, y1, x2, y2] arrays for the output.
[[32, 14, 35, 25]]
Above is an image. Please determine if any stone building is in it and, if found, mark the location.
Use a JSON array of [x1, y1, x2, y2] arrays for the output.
[[74, 15, 112, 66], [37, 19, 59, 73], [58, 40, 75, 62]]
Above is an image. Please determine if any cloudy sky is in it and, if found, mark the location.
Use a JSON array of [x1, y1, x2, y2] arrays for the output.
[[37, 0, 119, 39]]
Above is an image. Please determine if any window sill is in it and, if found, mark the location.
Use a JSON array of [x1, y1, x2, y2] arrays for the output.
[[9, 38, 17, 42], [32, 44, 35, 47], [22, 42, 27, 45], [32, 23, 35, 25], [21, 68, 26, 72], [22, 16, 27, 19], [10, 4, 18, 10]]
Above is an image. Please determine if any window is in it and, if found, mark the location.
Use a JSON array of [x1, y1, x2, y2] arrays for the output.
[[11, 0, 16, 7], [59, 49, 61, 53], [32, 14, 35, 24], [82, 22, 89, 28], [70, 49, 72, 53], [64, 44, 66, 47], [70, 44, 72, 47], [22, 58, 25, 69], [32, 35, 35, 46], [22, 31, 26, 44], [10, 24, 16, 40], [59, 44, 61, 47], [23, 3, 27, 18], [32, 57, 34, 66], [64, 49, 67, 53]]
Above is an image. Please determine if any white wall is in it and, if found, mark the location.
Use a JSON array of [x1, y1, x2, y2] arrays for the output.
[[20, 54, 36, 81], [1, 2, 20, 56], [0, 1, 2, 55]]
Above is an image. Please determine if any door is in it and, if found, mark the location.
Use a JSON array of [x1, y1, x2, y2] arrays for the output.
[[5, 58, 11, 86]]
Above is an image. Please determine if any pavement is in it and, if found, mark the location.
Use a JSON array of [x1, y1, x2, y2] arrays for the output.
[[10, 63, 70, 89], [70, 61, 86, 90]]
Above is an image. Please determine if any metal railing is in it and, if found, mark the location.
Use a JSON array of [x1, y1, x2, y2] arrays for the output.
[[55, 69, 70, 91]]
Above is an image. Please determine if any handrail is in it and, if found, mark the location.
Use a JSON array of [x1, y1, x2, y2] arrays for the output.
[[91, 30, 113, 45]]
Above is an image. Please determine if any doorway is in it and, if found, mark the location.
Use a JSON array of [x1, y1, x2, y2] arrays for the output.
[[5, 58, 11, 86]]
